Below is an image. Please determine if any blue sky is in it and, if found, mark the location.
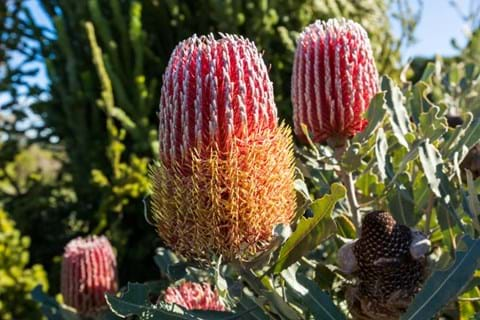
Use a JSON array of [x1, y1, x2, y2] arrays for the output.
[[3, 0, 474, 95], [391, 0, 471, 61]]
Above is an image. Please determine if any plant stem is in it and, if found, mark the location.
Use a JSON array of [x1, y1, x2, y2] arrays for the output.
[[331, 142, 361, 233], [341, 170, 361, 232]]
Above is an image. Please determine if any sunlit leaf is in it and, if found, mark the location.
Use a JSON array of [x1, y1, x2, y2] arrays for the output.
[[418, 140, 442, 197], [375, 127, 388, 181], [282, 266, 346, 320], [354, 92, 386, 143], [388, 172, 417, 226], [382, 76, 411, 148], [271, 184, 345, 274], [401, 236, 480, 320]]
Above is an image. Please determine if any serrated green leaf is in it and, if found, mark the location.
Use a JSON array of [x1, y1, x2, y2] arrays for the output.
[[282, 267, 346, 320], [388, 172, 416, 226], [420, 62, 436, 82], [31, 285, 80, 320], [294, 177, 312, 219], [375, 127, 388, 181], [418, 140, 443, 197], [334, 214, 356, 239], [356, 171, 385, 197], [436, 205, 456, 251], [448, 118, 480, 161], [354, 92, 386, 143], [418, 106, 448, 141], [413, 174, 430, 214], [234, 292, 270, 320], [106, 283, 169, 319], [418, 141, 464, 229], [237, 269, 302, 320], [271, 184, 345, 274], [409, 81, 429, 124], [401, 236, 480, 320], [386, 141, 420, 189], [341, 143, 362, 172], [441, 113, 473, 156], [382, 76, 411, 148]]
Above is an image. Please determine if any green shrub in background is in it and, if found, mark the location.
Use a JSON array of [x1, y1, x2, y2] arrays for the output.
[[409, 26, 480, 118], [0, 0, 418, 293], [0, 208, 48, 319]]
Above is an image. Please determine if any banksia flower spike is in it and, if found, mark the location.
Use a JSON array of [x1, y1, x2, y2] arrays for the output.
[[61, 236, 118, 316], [338, 211, 429, 320], [152, 34, 296, 261], [292, 18, 379, 145], [163, 282, 225, 311]]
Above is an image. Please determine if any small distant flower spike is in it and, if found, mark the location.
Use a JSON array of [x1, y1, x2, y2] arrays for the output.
[[163, 282, 225, 311], [61, 236, 118, 316], [292, 18, 379, 145]]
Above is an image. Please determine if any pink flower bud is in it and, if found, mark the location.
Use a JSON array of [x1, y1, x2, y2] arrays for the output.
[[61, 236, 118, 316], [159, 33, 277, 170], [292, 18, 379, 144], [163, 282, 225, 311]]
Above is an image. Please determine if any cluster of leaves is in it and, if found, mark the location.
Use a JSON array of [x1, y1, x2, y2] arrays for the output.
[[0, 207, 49, 319], [410, 29, 480, 118], [35, 61, 480, 318], [0, 0, 419, 296], [0, 141, 78, 291]]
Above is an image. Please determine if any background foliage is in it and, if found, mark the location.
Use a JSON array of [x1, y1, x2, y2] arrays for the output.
[[0, 207, 48, 319]]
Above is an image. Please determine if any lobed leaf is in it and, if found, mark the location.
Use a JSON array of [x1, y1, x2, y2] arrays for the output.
[[401, 236, 480, 320], [271, 183, 345, 274], [382, 76, 411, 149], [282, 266, 346, 320], [388, 172, 417, 226]]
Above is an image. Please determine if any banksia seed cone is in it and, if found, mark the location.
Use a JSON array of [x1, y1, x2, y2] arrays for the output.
[[163, 282, 225, 311], [152, 34, 295, 261], [61, 236, 118, 316], [342, 211, 428, 320], [292, 19, 379, 145]]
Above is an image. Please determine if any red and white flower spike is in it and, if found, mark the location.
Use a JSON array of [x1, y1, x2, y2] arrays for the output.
[[61, 236, 118, 316], [159, 33, 277, 169], [163, 282, 225, 311], [292, 18, 379, 145], [153, 33, 295, 261]]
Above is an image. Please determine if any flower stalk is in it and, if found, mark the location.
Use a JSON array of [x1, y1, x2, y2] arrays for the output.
[[331, 141, 361, 232]]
